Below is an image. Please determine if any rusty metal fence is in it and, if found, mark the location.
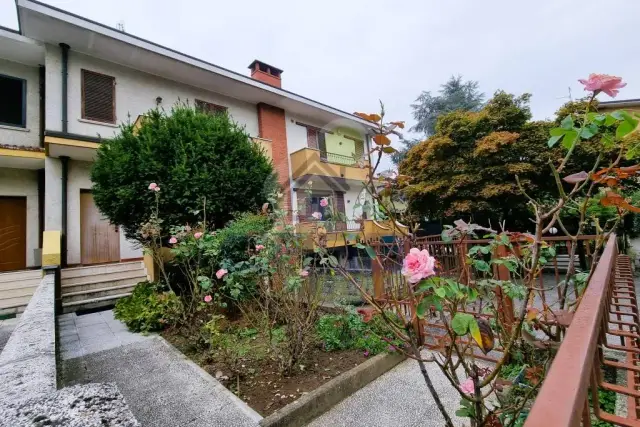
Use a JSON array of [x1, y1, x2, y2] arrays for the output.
[[526, 233, 640, 426]]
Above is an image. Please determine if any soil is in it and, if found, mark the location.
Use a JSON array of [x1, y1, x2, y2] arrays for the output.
[[161, 321, 369, 416]]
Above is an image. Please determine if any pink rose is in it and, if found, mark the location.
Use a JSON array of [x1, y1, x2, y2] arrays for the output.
[[320, 197, 329, 207], [204, 295, 212, 303], [311, 211, 322, 220], [460, 377, 475, 395], [216, 268, 228, 279], [169, 236, 177, 244], [255, 244, 265, 251], [194, 232, 203, 239], [148, 183, 157, 190], [299, 269, 309, 277], [154, 186, 160, 192], [401, 248, 436, 284], [578, 73, 626, 98]]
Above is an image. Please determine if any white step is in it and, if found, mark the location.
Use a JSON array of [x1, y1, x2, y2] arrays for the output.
[[61, 261, 145, 279], [0, 295, 32, 311], [61, 274, 147, 294], [62, 283, 137, 303], [0, 285, 39, 299], [62, 269, 147, 286], [62, 292, 132, 314], [0, 277, 41, 291], [0, 269, 42, 284]]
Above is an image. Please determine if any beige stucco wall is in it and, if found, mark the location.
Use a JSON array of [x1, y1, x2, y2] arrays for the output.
[[0, 168, 40, 267]]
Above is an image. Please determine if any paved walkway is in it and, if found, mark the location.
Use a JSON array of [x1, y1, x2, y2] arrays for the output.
[[60, 309, 260, 427], [309, 357, 467, 427], [58, 310, 149, 359]]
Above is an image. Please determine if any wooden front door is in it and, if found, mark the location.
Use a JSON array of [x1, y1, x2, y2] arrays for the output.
[[80, 191, 120, 265], [0, 197, 27, 272]]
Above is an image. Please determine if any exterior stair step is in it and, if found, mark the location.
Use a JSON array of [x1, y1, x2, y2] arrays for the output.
[[61, 261, 144, 279], [0, 269, 42, 284], [62, 283, 137, 303], [62, 292, 132, 314], [62, 269, 147, 286], [61, 273, 147, 293]]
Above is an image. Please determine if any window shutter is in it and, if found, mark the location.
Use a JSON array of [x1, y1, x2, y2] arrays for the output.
[[306, 128, 319, 149], [82, 70, 115, 123], [318, 132, 327, 160]]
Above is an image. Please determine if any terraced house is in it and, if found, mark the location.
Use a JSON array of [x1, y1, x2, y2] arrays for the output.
[[0, 0, 376, 314]]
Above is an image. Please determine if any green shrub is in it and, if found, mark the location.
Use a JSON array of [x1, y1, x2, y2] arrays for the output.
[[91, 104, 276, 243], [168, 213, 272, 305], [316, 311, 403, 355], [114, 281, 182, 332], [215, 213, 272, 262]]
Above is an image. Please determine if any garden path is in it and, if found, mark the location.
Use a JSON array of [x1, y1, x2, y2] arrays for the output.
[[60, 309, 261, 427], [308, 355, 468, 427]]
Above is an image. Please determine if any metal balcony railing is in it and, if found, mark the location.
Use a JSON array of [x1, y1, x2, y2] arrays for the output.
[[320, 151, 358, 166]]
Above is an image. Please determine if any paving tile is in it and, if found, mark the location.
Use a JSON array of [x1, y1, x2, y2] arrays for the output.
[[83, 340, 121, 355], [57, 313, 77, 322], [80, 333, 118, 347], [74, 313, 105, 327], [60, 348, 85, 360], [77, 323, 112, 339], [59, 334, 80, 345], [60, 339, 83, 352]]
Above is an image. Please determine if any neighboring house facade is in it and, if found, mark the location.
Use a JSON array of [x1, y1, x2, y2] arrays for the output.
[[0, 0, 374, 274]]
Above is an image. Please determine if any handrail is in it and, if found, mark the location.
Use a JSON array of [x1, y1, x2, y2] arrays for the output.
[[525, 233, 617, 427]]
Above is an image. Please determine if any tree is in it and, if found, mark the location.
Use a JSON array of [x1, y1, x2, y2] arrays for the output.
[[91, 104, 275, 242], [401, 91, 563, 229], [410, 75, 485, 136], [391, 76, 485, 166]]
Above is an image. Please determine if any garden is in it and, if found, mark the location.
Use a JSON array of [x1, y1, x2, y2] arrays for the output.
[[92, 104, 401, 417], [92, 74, 640, 426]]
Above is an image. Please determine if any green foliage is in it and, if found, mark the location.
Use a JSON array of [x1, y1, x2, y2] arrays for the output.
[[410, 75, 485, 137], [315, 311, 402, 355], [402, 91, 562, 228], [114, 281, 182, 332], [91, 104, 275, 242], [169, 213, 272, 305]]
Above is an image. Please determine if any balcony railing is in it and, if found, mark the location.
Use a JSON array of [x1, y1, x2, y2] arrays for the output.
[[320, 151, 359, 166], [290, 148, 368, 181]]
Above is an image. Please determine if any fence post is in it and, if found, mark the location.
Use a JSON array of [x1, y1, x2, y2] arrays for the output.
[[372, 244, 384, 300], [493, 244, 515, 331]]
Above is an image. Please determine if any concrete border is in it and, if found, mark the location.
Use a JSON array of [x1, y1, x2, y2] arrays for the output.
[[260, 351, 406, 427]]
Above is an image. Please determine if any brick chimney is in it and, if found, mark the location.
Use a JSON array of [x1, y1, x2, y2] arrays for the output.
[[248, 60, 283, 88]]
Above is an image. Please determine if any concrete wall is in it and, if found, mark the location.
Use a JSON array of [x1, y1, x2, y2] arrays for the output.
[[0, 168, 40, 267], [66, 160, 140, 265], [0, 58, 40, 148], [0, 273, 56, 403], [45, 45, 259, 137]]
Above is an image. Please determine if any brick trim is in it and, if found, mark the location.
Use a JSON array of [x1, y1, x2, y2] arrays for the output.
[[257, 103, 290, 211]]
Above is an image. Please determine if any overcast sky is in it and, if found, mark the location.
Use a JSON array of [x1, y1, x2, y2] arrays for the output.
[[2, 0, 639, 155]]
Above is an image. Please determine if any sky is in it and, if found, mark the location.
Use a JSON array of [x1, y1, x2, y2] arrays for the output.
[[2, 0, 640, 162]]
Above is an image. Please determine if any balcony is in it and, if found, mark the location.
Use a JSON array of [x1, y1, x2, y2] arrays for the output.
[[295, 219, 409, 250], [290, 148, 368, 182]]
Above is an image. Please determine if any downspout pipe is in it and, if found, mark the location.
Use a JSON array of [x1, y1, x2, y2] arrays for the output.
[[59, 43, 69, 133], [61, 156, 69, 268]]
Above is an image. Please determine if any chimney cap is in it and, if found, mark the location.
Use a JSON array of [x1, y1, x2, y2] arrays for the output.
[[248, 59, 283, 77]]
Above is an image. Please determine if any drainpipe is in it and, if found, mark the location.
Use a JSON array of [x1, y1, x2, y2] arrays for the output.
[[60, 156, 69, 268], [38, 65, 45, 251], [59, 43, 69, 133]]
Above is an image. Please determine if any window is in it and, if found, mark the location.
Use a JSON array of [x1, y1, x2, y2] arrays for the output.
[[0, 75, 26, 127], [82, 69, 116, 123], [195, 99, 227, 115]]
